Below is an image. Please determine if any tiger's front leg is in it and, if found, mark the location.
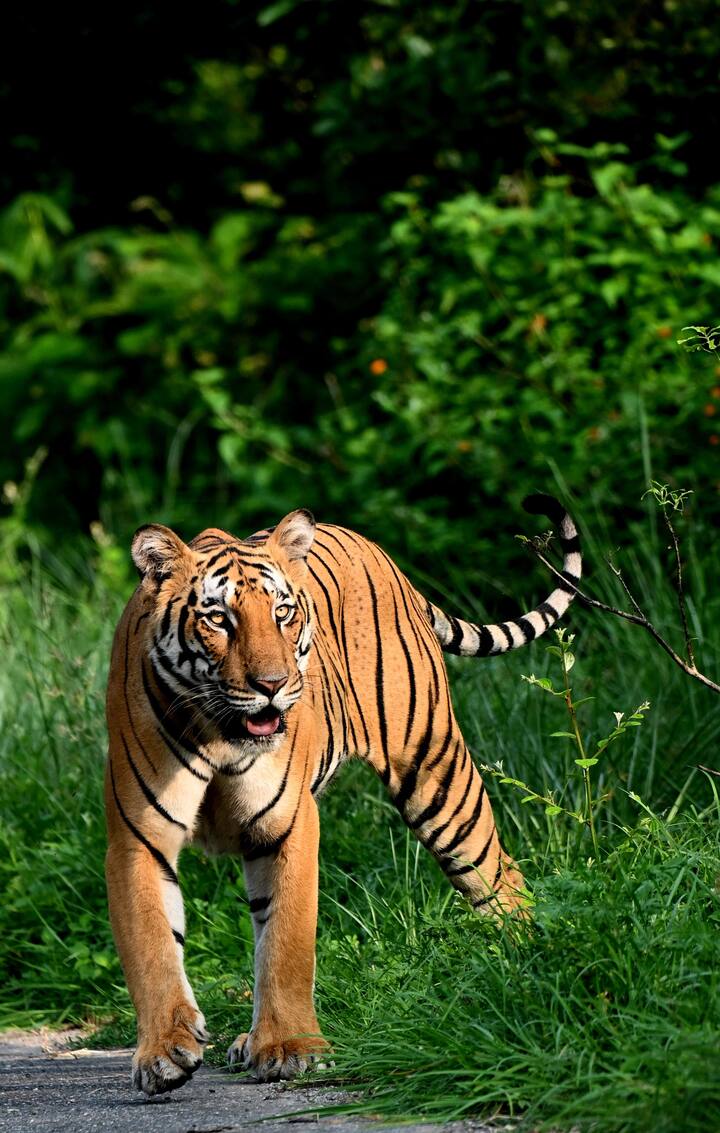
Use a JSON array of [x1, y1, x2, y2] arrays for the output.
[[104, 765, 209, 1095], [227, 791, 327, 1082]]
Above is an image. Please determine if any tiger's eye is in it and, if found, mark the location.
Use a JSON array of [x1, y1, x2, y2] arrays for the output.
[[205, 611, 226, 627], [275, 604, 293, 622]]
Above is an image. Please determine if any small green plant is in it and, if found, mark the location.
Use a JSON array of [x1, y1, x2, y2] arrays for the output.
[[677, 324, 720, 356], [484, 628, 650, 858], [642, 479, 693, 512]]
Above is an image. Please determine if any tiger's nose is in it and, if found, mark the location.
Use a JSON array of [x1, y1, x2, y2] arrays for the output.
[[247, 674, 288, 697]]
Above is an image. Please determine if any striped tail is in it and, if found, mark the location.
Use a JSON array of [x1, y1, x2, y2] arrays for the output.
[[430, 494, 581, 657]]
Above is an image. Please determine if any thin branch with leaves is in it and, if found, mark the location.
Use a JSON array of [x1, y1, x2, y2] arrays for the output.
[[517, 484, 720, 696]]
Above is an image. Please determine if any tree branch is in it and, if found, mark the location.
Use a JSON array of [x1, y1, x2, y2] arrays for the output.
[[524, 542, 720, 696], [662, 509, 696, 668]]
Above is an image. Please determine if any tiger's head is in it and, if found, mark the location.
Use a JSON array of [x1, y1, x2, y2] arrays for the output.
[[131, 510, 316, 745]]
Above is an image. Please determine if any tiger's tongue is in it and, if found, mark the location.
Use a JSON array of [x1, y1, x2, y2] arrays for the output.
[[245, 709, 281, 737]]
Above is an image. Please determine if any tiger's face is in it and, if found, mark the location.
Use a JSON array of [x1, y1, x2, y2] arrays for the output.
[[131, 510, 316, 745]]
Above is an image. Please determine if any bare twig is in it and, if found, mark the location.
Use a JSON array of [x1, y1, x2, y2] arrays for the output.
[[663, 509, 696, 668], [524, 543, 720, 696], [606, 554, 647, 621], [697, 764, 720, 778]]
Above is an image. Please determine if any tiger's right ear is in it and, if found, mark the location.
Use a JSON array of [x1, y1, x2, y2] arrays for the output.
[[131, 524, 190, 585]]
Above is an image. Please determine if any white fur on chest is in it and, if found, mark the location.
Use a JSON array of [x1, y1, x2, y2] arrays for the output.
[[213, 742, 299, 835]]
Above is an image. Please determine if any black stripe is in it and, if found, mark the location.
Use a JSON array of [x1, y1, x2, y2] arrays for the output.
[[395, 609, 417, 751], [423, 753, 473, 850], [515, 616, 536, 643], [202, 549, 232, 570], [143, 661, 215, 765], [315, 641, 350, 762], [244, 749, 293, 828], [408, 746, 459, 831], [435, 780, 487, 857], [498, 623, 514, 648], [559, 533, 581, 553], [249, 896, 271, 914], [311, 535, 343, 568], [445, 824, 494, 877], [537, 600, 559, 626], [160, 596, 181, 640], [310, 676, 335, 793], [558, 570, 580, 593], [393, 713, 437, 815], [141, 665, 211, 782], [109, 762, 178, 885], [316, 526, 352, 558], [307, 562, 341, 643], [371, 543, 447, 713], [475, 624, 495, 657], [120, 733, 187, 830], [422, 728, 457, 777], [364, 565, 390, 785], [152, 637, 195, 688], [363, 546, 418, 753], [522, 493, 565, 524], [445, 616, 465, 655], [242, 751, 310, 861], [471, 858, 503, 907], [172, 929, 185, 946]]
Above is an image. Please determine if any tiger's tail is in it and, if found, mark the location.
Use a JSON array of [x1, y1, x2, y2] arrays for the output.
[[430, 493, 581, 657]]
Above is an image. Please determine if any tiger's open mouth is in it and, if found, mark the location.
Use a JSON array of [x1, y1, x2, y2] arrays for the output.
[[244, 706, 282, 738]]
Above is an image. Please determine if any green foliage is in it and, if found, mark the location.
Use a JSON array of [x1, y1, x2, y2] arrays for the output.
[[1, 3, 720, 588], [2, 142, 720, 590]]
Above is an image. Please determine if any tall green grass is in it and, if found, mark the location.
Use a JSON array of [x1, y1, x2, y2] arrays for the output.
[[0, 510, 718, 1133]]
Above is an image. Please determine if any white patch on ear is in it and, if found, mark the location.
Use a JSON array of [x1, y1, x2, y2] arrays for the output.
[[131, 524, 188, 581], [270, 509, 316, 562]]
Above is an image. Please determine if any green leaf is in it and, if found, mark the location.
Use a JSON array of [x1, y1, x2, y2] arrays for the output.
[[257, 0, 298, 27], [575, 758, 599, 769], [549, 731, 577, 739]]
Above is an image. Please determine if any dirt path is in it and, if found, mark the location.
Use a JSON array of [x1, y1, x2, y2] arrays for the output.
[[0, 1033, 495, 1133]]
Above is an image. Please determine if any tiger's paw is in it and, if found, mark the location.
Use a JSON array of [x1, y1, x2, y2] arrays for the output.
[[227, 1030, 330, 1083], [132, 1005, 209, 1096]]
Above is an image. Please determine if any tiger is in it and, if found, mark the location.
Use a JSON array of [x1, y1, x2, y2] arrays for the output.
[[104, 493, 581, 1095]]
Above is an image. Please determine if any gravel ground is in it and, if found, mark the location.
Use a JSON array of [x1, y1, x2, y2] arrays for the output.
[[0, 1033, 498, 1133]]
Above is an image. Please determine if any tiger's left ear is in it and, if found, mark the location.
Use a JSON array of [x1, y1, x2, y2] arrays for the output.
[[268, 509, 316, 564]]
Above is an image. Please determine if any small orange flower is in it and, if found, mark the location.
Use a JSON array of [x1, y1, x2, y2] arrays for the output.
[[712, 387, 720, 399], [656, 325, 672, 339], [456, 439, 472, 453], [709, 434, 720, 446], [587, 426, 601, 442], [529, 313, 548, 335], [704, 403, 717, 417], [370, 358, 388, 375]]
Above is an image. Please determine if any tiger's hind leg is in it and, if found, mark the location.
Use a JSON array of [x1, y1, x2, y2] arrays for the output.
[[384, 718, 526, 914]]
